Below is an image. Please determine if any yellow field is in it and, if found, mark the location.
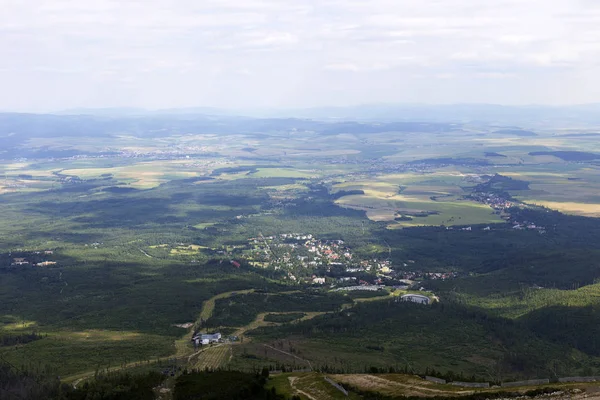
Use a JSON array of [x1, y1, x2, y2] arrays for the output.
[[498, 166, 600, 217], [192, 344, 232, 370], [59, 160, 211, 188], [333, 173, 503, 227], [251, 168, 317, 178], [524, 200, 600, 217], [261, 183, 310, 192], [63, 330, 143, 341], [169, 244, 209, 255], [193, 222, 218, 229]]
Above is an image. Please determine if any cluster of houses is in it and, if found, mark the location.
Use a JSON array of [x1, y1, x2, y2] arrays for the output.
[[510, 221, 546, 233], [394, 268, 458, 281], [244, 233, 401, 281], [469, 191, 515, 211], [11, 258, 29, 266], [237, 233, 463, 289], [468, 185, 546, 235], [335, 284, 384, 292], [9, 250, 56, 267], [246, 234, 353, 268]]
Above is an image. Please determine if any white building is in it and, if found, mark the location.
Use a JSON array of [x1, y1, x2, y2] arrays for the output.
[[193, 332, 222, 346], [401, 294, 430, 305]]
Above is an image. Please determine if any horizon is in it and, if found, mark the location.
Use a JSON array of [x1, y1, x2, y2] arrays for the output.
[[3, 102, 600, 117]]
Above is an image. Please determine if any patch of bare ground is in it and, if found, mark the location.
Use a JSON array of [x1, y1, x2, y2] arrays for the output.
[[330, 374, 474, 397], [289, 376, 320, 400]]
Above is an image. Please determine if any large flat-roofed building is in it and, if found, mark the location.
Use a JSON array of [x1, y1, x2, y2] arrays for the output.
[[401, 294, 430, 305], [192, 332, 222, 346]]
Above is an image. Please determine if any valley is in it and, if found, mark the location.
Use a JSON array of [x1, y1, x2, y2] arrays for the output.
[[3, 113, 600, 398]]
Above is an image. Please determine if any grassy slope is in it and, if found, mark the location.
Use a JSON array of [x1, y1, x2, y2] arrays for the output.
[[246, 300, 599, 379]]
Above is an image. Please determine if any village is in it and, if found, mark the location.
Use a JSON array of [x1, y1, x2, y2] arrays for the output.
[[236, 233, 459, 287], [2, 250, 57, 268], [468, 188, 547, 234], [469, 190, 516, 211]]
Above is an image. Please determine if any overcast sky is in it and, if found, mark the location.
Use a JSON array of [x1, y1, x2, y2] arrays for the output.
[[2, 0, 600, 111]]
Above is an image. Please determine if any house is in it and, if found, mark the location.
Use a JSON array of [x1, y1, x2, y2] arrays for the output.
[[231, 260, 241, 268], [36, 261, 57, 267], [193, 332, 221, 345], [401, 294, 430, 305], [312, 277, 326, 285]]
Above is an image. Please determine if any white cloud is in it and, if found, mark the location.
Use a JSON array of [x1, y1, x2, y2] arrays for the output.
[[0, 0, 600, 110], [434, 73, 456, 80], [324, 63, 361, 72], [476, 72, 516, 79]]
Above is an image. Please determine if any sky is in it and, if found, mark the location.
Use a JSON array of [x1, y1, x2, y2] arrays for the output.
[[2, 0, 600, 111]]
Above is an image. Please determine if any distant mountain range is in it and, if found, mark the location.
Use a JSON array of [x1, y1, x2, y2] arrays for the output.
[[53, 103, 600, 126]]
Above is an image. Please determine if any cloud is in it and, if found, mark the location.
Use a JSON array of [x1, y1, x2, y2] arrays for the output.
[[476, 72, 516, 79], [0, 0, 600, 110], [324, 63, 361, 72]]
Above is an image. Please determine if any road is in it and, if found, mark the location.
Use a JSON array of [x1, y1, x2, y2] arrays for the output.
[[66, 289, 254, 386]]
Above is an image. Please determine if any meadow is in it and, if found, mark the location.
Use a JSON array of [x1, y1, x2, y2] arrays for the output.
[[332, 172, 504, 228], [495, 165, 600, 216]]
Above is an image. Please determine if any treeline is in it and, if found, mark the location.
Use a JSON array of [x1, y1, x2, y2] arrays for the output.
[[328, 190, 365, 200], [521, 305, 600, 357], [314, 364, 487, 383], [474, 174, 530, 193], [379, 207, 600, 291], [0, 361, 64, 400], [173, 370, 285, 400], [67, 371, 165, 400], [248, 300, 593, 378], [205, 292, 347, 328], [528, 151, 600, 161], [1, 332, 44, 347], [0, 361, 164, 400], [263, 313, 306, 323]]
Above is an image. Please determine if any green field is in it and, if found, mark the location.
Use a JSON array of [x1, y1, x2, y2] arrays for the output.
[[333, 172, 504, 227]]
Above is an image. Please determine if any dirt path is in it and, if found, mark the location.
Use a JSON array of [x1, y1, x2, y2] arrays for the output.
[[139, 248, 152, 258], [66, 289, 254, 386], [264, 344, 312, 371], [198, 289, 255, 324], [289, 376, 320, 400], [331, 374, 475, 397], [69, 357, 183, 387], [66, 291, 332, 387], [222, 310, 331, 353], [232, 311, 327, 339]]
